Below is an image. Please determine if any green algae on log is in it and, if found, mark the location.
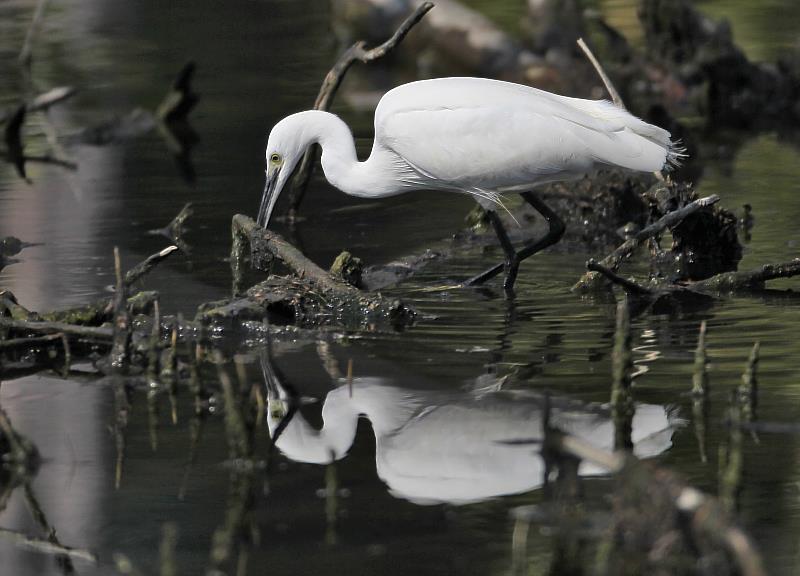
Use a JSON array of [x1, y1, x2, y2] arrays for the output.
[[220, 214, 415, 331]]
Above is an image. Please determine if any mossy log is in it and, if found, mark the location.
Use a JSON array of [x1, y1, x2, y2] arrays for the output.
[[205, 214, 415, 331]]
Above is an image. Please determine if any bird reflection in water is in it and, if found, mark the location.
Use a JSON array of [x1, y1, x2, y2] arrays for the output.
[[263, 354, 679, 506]]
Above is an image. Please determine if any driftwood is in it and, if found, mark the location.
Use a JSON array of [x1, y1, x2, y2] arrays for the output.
[[110, 248, 132, 372], [26, 86, 76, 113], [690, 260, 800, 293], [587, 257, 800, 301], [573, 194, 720, 292], [198, 214, 415, 331], [125, 246, 179, 286], [286, 2, 434, 216], [3, 0, 79, 181], [148, 203, 192, 247], [3, 105, 27, 179], [0, 237, 40, 259], [0, 333, 67, 351], [0, 404, 39, 474], [230, 215, 361, 295]]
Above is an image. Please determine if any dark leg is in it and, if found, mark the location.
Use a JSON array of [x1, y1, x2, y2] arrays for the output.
[[464, 210, 518, 290], [515, 191, 566, 260], [464, 192, 565, 292]]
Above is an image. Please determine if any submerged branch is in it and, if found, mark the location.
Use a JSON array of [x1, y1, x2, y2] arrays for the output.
[[0, 317, 112, 340], [586, 259, 652, 295], [689, 259, 800, 293], [149, 203, 193, 255], [211, 214, 414, 330], [573, 194, 720, 292]]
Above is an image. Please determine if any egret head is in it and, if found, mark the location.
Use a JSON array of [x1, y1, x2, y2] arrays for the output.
[[257, 113, 312, 228]]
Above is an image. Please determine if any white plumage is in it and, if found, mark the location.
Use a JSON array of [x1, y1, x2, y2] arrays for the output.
[[374, 78, 677, 196], [266, 374, 679, 506], [259, 77, 682, 290]]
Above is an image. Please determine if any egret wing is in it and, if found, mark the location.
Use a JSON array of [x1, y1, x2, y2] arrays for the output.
[[374, 78, 675, 192]]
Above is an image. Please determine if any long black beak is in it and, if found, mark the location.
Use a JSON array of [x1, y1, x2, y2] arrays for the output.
[[256, 167, 281, 228]]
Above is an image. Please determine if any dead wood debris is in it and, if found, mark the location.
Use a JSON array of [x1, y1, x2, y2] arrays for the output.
[[202, 214, 414, 331]]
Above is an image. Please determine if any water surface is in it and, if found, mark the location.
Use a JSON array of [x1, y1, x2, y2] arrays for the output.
[[1, 1, 800, 574]]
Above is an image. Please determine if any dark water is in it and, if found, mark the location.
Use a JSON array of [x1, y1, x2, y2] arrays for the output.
[[1, 1, 800, 574]]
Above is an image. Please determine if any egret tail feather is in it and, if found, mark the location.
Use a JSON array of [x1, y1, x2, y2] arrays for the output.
[[664, 139, 687, 171]]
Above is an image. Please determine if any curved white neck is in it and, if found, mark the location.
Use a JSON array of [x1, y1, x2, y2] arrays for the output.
[[299, 110, 406, 198], [268, 389, 359, 465], [266, 379, 422, 464]]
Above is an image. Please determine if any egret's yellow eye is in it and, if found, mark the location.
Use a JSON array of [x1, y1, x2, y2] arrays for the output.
[[269, 153, 282, 164]]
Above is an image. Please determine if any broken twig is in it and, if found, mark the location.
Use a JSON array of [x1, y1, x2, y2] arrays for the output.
[[125, 245, 179, 287], [577, 37, 625, 109]]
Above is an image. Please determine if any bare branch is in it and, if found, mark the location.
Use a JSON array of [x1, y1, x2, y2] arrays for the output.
[[573, 194, 720, 292], [587, 258, 653, 295], [690, 259, 800, 292], [577, 37, 625, 109], [124, 245, 179, 287]]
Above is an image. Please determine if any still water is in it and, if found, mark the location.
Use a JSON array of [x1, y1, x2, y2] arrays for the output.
[[1, 0, 799, 574]]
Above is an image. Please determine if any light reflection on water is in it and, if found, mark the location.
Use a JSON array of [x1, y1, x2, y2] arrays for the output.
[[1, 0, 800, 574]]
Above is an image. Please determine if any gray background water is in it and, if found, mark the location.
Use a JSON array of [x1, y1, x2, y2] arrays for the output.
[[1, 0, 799, 574]]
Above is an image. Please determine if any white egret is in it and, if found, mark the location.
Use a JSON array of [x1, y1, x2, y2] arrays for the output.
[[259, 77, 682, 291], [263, 358, 679, 505]]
